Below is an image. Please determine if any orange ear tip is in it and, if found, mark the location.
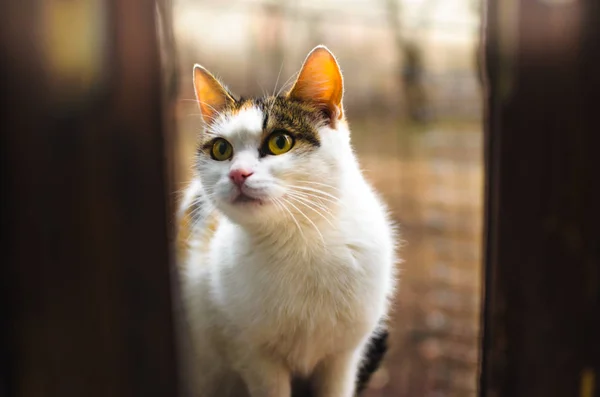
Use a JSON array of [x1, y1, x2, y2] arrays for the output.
[[191, 63, 235, 122], [193, 64, 211, 78], [307, 45, 340, 64], [305, 46, 343, 79], [307, 45, 337, 61], [311, 44, 333, 53]]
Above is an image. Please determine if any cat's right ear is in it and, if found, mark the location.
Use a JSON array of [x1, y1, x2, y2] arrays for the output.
[[193, 65, 235, 123], [287, 46, 344, 122]]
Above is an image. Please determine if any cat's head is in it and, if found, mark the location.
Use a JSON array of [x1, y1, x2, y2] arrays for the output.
[[192, 45, 353, 228]]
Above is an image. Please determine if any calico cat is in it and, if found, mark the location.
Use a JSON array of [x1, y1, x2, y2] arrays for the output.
[[177, 45, 398, 397]]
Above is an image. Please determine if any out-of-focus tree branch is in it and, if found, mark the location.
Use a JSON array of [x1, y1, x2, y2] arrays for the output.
[[384, 0, 429, 123]]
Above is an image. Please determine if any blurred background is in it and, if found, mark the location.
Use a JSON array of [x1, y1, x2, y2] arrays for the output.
[[170, 0, 483, 396]]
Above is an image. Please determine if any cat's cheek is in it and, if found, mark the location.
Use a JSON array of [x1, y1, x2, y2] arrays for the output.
[[261, 156, 294, 180]]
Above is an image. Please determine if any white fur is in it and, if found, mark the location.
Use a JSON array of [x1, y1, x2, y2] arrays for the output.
[[180, 105, 397, 397]]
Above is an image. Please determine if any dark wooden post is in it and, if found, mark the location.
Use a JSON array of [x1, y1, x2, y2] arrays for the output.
[[481, 0, 600, 396], [0, 1, 178, 396]]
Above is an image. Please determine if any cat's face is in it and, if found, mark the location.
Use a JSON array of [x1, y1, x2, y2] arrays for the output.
[[193, 46, 348, 227]]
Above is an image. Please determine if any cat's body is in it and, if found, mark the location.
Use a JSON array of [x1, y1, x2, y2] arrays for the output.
[[178, 46, 397, 397]]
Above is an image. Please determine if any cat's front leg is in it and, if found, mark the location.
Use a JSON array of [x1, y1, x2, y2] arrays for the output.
[[235, 353, 291, 397], [312, 348, 364, 397]]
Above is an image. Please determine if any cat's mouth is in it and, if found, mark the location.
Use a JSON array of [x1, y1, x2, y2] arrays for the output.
[[232, 192, 263, 205]]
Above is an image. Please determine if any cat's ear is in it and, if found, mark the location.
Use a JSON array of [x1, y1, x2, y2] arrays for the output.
[[287, 45, 344, 121], [193, 64, 235, 123]]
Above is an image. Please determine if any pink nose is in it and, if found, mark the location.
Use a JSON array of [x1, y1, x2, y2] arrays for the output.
[[229, 169, 253, 186]]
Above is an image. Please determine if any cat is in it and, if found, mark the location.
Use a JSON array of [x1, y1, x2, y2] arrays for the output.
[[177, 45, 398, 397]]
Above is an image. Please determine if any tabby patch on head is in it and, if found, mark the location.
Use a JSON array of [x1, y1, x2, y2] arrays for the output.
[[197, 96, 325, 158], [188, 45, 348, 229]]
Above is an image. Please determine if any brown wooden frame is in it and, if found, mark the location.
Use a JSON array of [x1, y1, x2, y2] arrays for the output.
[[481, 0, 600, 396], [1, 1, 179, 396]]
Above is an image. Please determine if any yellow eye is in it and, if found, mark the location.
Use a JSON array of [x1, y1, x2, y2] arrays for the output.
[[267, 132, 294, 155], [211, 138, 233, 161]]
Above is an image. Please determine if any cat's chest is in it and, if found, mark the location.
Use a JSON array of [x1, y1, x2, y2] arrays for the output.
[[212, 231, 389, 373], [239, 251, 373, 373], [226, 243, 374, 328], [244, 244, 361, 299]]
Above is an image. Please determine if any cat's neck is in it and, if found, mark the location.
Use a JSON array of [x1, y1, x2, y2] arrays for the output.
[[237, 205, 341, 250]]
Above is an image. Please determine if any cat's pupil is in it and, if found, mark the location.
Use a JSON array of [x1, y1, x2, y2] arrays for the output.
[[276, 136, 285, 149], [218, 142, 226, 154]]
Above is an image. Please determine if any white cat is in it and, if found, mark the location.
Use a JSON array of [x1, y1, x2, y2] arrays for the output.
[[177, 45, 398, 397]]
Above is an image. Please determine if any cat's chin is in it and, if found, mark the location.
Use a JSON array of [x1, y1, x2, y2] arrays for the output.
[[220, 193, 280, 225], [231, 192, 262, 205]]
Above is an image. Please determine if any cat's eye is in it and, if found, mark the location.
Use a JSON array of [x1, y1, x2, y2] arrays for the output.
[[210, 138, 233, 161], [266, 131, 294, 155]]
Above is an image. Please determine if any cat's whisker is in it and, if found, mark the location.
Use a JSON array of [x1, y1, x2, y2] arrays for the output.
[[268, 69, 299, 114], [185, 214, 203, 244], [274, 197, 305, 241], [203, 128, 223, 137], [183, 97, 217, 111], [186, 200, 208, 231], [284, 189, 336, 211], [192, 100, 225, 124], [265, 60, 286, 115], [270, 197, 283, 215], [202, 192, 220, 202], [281, 197, 325, 244], [286, 190, 340, 209], [295, 180, 342, 192], [256, 78, 268, 98], [285, 194, 335, 228], [173, 183, 192, 196], [285, 189, 341, 208], [180, 101, 222, 126], [276, 70, 300, 98], [285, 185, 340, 202], [203, 131, 219, 137], [185, 191, 219, 242], [179, 98, 204, 103], [288, 186, 343, 206], [272, 59, 285, 98], [285, 191, 335, 215]]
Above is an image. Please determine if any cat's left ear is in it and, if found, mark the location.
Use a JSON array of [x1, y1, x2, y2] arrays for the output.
[[287, 45, 344, 122], [193, 64, 235, 123]]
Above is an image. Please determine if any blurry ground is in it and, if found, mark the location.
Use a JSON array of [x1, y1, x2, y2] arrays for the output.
[[173, 108, 482, 396]]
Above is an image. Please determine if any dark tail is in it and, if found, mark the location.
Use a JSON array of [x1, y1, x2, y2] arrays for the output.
[[291, 329, 389, 397], [356, 329, 389, 394]]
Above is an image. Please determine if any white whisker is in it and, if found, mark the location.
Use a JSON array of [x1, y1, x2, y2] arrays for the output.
[[286, 194, 335, 228], [285, 185, 340, 202], [281, 197, 324, 244], [276, 70, 300, 98], [272, 59, 285, 98], [274, 197, 305, 241], [286, 192, 339, 208], [256, 78, 268, 98], [285, 189, 335, 210], [285, 191, 335, 215], [295, 180, 342, 192]]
